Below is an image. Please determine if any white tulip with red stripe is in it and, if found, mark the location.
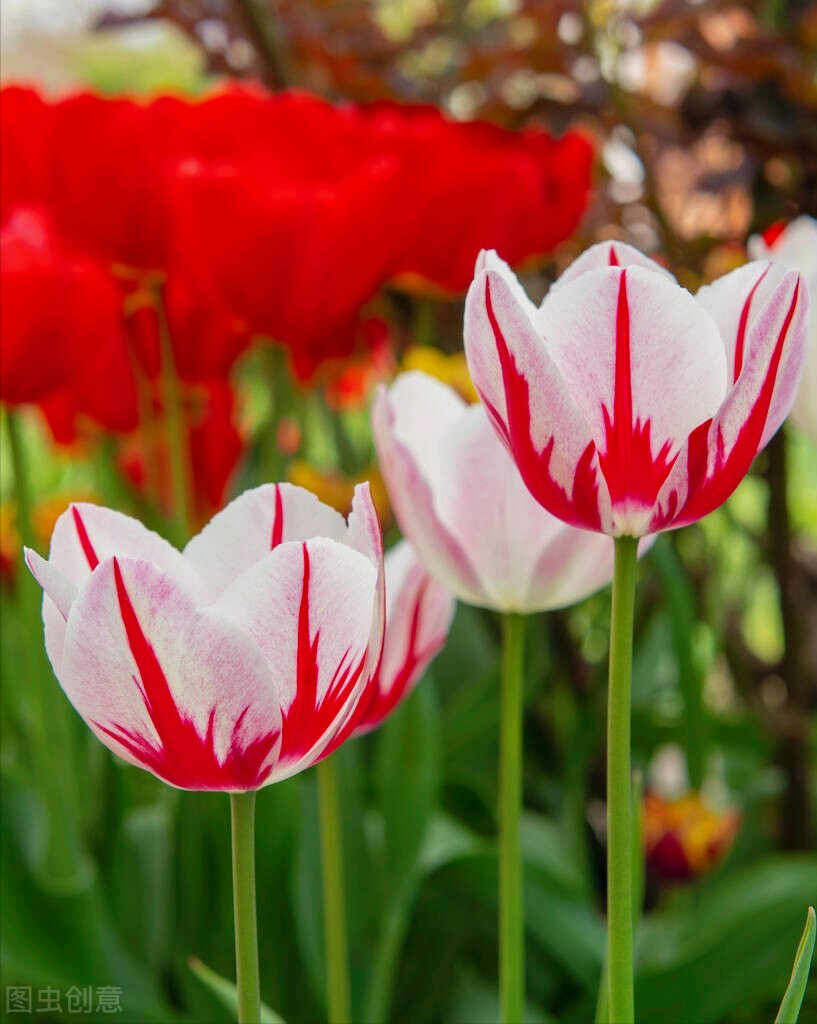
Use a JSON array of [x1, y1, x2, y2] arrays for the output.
[[749, 216, 817, 444], [25, 483, 385, 791], [352, 540, 455, 735], [464, 241, 808, 537], [373, 371, 637, 613]]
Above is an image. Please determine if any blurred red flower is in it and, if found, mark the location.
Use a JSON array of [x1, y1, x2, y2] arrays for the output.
[[0, 204, 138, 439], [362, 102, 594, 294]]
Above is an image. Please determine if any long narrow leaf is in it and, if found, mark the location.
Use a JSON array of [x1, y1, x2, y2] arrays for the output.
[[188, 957, 285, 1024], [774, 907, 816, 1024]]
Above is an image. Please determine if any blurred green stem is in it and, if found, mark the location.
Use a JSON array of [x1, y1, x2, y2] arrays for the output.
[[500, 612, 526, 1024], [607, 536, 638, 1024], [230, 791, 260, 1024], [5, 408, 89, 891], [318, 755, 351, 1024], [156, 295, 194, 546]]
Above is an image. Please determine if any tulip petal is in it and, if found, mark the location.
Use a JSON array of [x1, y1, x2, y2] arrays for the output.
[[354, 540, 454, 734], [372, 376, 486, 604], [663, 269, 807, 529], [695, 261, 772, 383], [465, 263, 609, 531], [59, 557, 282, 791], [547, 239, 674, 293], [537, 266, 727, 534], [214, 537, 378, 780], [48, 502, 198, 592], [183, 482, 346, 601]]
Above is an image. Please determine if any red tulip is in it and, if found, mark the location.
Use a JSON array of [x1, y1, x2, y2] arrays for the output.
[[0, 204, 138, 437], [465, 242, 808, 537], [363, 102, 593, 294]]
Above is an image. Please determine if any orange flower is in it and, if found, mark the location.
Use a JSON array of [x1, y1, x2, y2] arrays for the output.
[[644, 791, 741, 882]]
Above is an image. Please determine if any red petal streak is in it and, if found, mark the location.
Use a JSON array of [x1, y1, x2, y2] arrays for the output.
[[94, 558, 279, 790], [608, 244, 620, 267], [355, 578, 441, 732], [483, 276, 601, 530], [278, 543, 366, 765], [733, 267, 769, 381], [271, 483, 284, 549], [675, 278, 801, 527], [72, 506, 100, 570], [598, 271, 677, 512]]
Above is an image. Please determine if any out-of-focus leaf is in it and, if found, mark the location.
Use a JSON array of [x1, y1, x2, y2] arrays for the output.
[[446, 968, 554, 1023], [635, 857, 817, 1023], [376, 677, 441, 892], [110, 800, 174, 968], [775, 906, 816, 1024], [187, 956, 286, 1023], [0, 775, 179, 1023]]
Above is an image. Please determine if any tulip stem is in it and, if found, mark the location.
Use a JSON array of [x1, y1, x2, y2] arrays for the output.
[[317, 755, 351, 1024], [230, 791, 261, 1024], [156, 294, 194, 545], [500, 612, 526, 1024], [607, 535, 638, 1024]]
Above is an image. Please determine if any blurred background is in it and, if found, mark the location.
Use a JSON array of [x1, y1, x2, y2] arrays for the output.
[[1, 1, 815, 1022]]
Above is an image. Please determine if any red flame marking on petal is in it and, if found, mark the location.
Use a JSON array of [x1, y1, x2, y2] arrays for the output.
[[733, 266, 769, 382], [483, 275, 601, 530], [271, 483, 284, 549], [72, 506, 100, 571], [93, 558, 279, 790]]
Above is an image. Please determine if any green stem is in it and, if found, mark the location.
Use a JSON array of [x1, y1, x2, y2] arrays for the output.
[[500, 612, 526, 1024], [317, 755, 351, 1024], [5, 409, 89, 892], [607, 536, 638, 1024], [156, 295, 194, 545], [230, 791, 260, 1024]]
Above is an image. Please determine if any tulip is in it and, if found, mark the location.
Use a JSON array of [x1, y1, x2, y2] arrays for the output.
[[25, 482, 384, 1024], [352, 539, 455, 735], [24, 482, 384, 792], [0, 204, 138, 438], [373, 370, 640, 1023], [464, 241, 808, 538], [372, 371, 629, 612], [749, 216, 817, 443], [643, 791, 740, 883], [464, 239, 808, 1023]]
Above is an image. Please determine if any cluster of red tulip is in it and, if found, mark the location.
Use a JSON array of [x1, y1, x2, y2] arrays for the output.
[[0, 84, 592, 519]]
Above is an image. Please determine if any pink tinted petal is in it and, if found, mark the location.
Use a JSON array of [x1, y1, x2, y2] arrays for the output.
[[183, 482, 346, 600], [25, 548, 76, 620], [538, 266, 727, 535], [372, 377, 485, 603], [214, 537, 378, 780], [663, 269, 807, 530], [354, 540, 454, 735], [343, 481, 384, 569], [24, 547, 77, 673], [548, 240, 674, 293], [695, 261, 772, 383], [59, 557, 282, 791], [465, 265, 608, 532], [47, 503, 200, 595]]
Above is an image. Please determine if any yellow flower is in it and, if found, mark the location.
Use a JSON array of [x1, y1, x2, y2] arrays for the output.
[[401, 346, 479, 403], [287, 462, 391, 527]]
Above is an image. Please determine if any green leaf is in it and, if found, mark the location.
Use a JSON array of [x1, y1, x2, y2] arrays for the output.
[[188, 957, 285, 1023], [775, 906, 816, 1024], [635, 857, 817, 1024], [376, 678, 441, 892]]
